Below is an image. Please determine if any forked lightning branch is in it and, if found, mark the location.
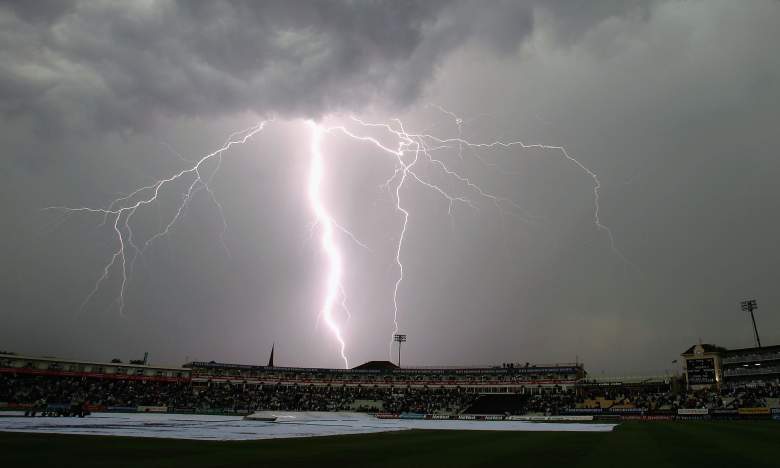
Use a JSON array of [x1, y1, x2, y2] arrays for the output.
[[49, 109, 628, 368]]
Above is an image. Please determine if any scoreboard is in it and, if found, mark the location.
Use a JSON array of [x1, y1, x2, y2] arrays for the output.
[[686, 357, 716, 385]]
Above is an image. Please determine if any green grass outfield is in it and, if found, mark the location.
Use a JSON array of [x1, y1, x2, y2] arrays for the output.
[[2, 421, 779, 468]]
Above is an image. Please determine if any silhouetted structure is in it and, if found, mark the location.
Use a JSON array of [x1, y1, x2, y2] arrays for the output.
[[393, 334, 407, 367], [740, 299, 761, 348]]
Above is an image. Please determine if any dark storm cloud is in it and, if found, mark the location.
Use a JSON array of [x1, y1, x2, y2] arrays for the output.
[[0, 0, 644, 139], [0, 0, 78, 23], [0, 0, 445, 134]]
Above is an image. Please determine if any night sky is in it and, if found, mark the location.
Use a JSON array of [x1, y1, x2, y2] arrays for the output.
[[2, 1, 779, 375]]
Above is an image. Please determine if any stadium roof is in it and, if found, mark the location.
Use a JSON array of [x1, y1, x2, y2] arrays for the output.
[[352, 361, 399, 370], [724, 344, 780, 354], [681, 344, 729, 355], [681, 343, 780, 356], [0, 352, 185, 371]]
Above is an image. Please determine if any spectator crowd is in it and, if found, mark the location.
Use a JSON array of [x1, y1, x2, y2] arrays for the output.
[[1, 373, 777, 415], [0, 374, 478, 414]]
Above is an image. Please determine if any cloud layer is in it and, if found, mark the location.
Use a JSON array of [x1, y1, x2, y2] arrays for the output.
[[0, 0, 652, 134]]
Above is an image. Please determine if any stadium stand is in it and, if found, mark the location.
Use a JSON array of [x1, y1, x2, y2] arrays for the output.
[[681, 343, 780, 389], [1, 351, 778, 419]]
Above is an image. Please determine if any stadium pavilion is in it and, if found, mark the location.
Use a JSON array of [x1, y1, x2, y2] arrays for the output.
[[681, 343, 780, 390]]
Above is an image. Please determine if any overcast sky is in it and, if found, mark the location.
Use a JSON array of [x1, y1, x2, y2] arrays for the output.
[[2, 0, 779, 375]]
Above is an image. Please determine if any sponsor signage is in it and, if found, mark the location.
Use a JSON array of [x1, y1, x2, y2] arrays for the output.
[[512, 367, 580, 375], [738, 407, 770, 415], [107, 406, 137, 412], [5, 403, 33, 410], [137, 405, 168, 413], [46, 403, 70, 410], [189, 362, 580, 376], [508, 415, 593, 422], [678, 408, 708, 415], [622, 415, 674, 421], [608, 407, 644, 414], [173, 408, 196, 414], [566, 408, 602, 414], [770, 408, 780, 415], [686, 358, 716, 385], [0, 367, 186, 382], [594, 414, 621, 421]]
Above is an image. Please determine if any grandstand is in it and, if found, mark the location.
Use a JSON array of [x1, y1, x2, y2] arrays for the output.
[[0, 353, 189, 381], [722, 345, 780, 382], [1, 349, 778, 420], [681, 343, 780, 388], [184, 359, 584, 392], [0, 352, 583, 416]]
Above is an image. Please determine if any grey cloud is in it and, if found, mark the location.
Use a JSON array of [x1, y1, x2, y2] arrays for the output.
[[0, 0, 77, 23], [0, 0, 450, 135], [0, 0, 647, 139]]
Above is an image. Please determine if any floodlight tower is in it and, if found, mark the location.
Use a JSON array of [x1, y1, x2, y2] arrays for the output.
[[393, 334, 407, 367], [740, 299, 761, 348]]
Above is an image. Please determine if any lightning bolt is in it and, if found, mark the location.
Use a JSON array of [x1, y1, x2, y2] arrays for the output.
[[49, 107, 632, 369], [47, 120, 272, 317], [307, 122, 349, 368], [322, 109, 634, 360]]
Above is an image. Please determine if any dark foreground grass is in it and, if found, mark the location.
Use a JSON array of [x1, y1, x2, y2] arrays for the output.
[[2, 421, 779, 468]]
